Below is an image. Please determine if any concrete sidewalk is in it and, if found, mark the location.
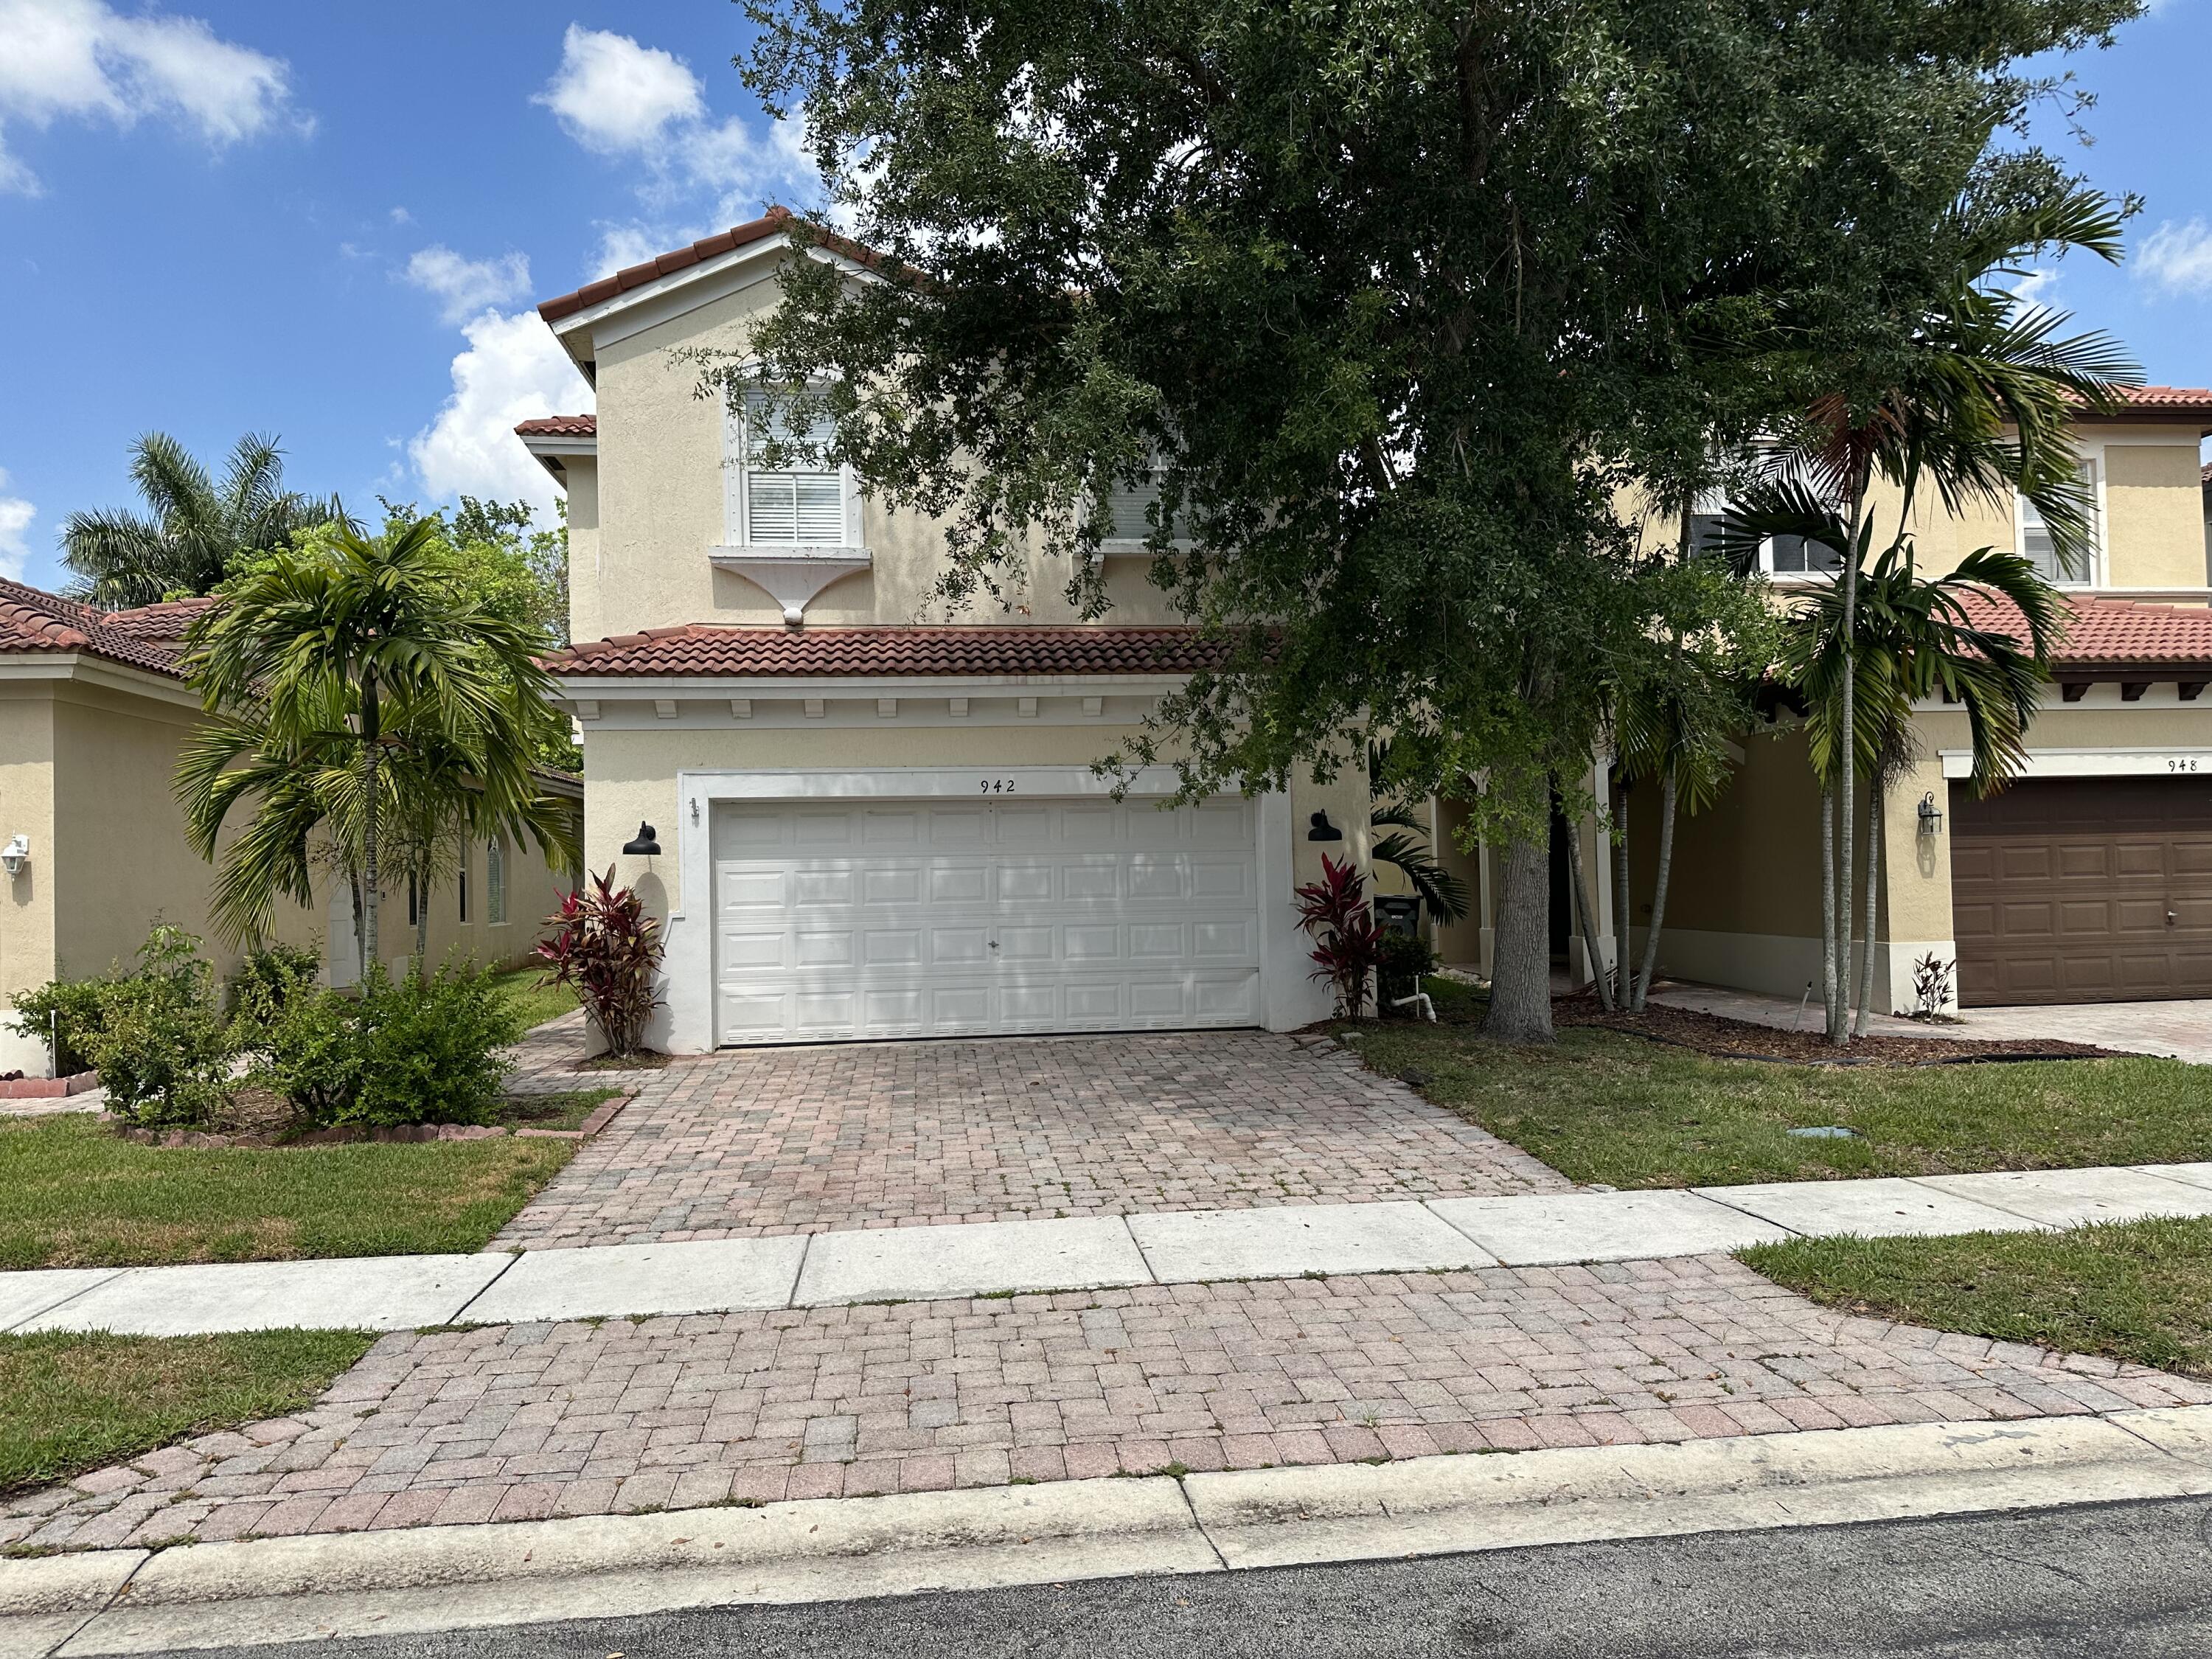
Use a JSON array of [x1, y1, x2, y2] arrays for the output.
[[9, 1161, 2212, 1338]]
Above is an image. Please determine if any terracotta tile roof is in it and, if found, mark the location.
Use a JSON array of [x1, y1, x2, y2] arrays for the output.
[[544, 625, 1225, 680], [0, 581, 212, 679], [2103, 385, 2212, 412], [536, 208, 890, 326], [1957, 590, 2212, 673], [515, 414, 597, 439]]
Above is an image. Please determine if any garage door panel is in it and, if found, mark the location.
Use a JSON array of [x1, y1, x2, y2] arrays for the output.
[[1952, 777, 2212, 1006], [713, 797, 1262, 1045]]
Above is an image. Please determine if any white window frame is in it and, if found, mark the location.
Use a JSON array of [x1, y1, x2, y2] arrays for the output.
[[2014, 449, 2104, 591], [722, 386, 865, 554], [487, 836, 507, 927], [1686, 490, 1841, 584]]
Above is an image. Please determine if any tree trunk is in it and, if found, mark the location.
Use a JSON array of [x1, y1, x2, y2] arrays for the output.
[[1481, 834, 1554, 1043], [1612, 775, 1631, 1013], [1562, 808, 1612, 1010], [1818, 778, 1837, 1034], [414, 865, 429, 964], [1831, 487, 1866, 1046], [1853, 785, 1884, 1037], [360, 749, 380, 972], [1633, 770, 1678, 1012]]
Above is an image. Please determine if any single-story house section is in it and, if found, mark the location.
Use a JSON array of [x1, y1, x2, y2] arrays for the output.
[[0, 580, 577, 1076]]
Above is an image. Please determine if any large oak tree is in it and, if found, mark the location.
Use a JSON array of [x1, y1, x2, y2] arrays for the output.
[[723, 0, 2141, 1040]]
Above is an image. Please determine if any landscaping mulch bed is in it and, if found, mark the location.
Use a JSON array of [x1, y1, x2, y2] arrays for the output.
[[108, 1088, 632, 1150], [1554, 994, 2122, 1068]]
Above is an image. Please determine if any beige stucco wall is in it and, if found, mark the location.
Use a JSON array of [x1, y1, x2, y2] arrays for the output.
[[1626, 726, 1825, 944], [582, 265, 1184, 645], [0, 686, 59, 1073], [0, 670, 574, 1074], [564, 455, 602, 649]]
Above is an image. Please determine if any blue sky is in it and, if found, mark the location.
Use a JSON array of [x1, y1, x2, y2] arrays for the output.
[[1, 1, 2208, 593]]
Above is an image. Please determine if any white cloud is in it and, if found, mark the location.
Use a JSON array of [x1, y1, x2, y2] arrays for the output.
[[0, 470, 35, 582], [388, 205, 411, 226], [534, 24, 702, 155], [536, 26, 827, 266], [0, 0, 296, 195], [408, 309, 591, 521], [403, 245, 533, 324], [2008, 267, 2059, 308], [2138, 219, 2212, 297]]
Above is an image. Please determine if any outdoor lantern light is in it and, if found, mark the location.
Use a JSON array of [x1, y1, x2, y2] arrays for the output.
[[1916, 792, 1944, 838], [621, 821, 661, 856], [0, 836, 24, 879], [1307, 810, 1343, 842]]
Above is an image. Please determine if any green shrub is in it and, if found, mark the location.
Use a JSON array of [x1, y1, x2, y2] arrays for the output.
[[226, 943, 324, 1036], [7, 977, 111, 1076], [260, 959, 523, 1128], [81, 928, 237, 1129]]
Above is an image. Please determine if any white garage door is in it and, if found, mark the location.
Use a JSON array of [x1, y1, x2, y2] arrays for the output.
[[712, 796, 1261, 1044]]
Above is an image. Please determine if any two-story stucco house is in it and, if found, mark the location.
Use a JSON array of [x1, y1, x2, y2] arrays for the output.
[[522, 212, 2212, 1049], [522, 212, 1362, 1053]]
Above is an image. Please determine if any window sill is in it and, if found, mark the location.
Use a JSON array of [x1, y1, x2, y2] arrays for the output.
[[708, 546, 874, 624]]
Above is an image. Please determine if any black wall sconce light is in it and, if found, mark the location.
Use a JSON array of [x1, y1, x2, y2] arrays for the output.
[[1916, 792, 1944, 838], [1307, 810, 1343, 842], [622, 821, 662, 856]]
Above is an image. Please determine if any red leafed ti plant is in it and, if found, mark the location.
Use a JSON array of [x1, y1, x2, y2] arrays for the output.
[[537, 866, 665, 1058], [1293, 855, 1383, 1018]]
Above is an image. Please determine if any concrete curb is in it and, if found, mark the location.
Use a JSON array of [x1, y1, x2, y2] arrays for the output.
[[13, 1406, 2212, 1655]]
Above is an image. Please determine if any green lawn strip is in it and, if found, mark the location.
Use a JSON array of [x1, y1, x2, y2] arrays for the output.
[[1349, 1018, 2212, 1189], [0, 1116, 575, 1270], [487, 964, 577, 1032], [0, 1328, 376, 1500], [489, 1087, 624, 1133], [1743, 1217, 2212, 1380]]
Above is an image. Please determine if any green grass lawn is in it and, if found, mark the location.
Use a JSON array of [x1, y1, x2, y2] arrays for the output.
[[1745, 1217, 2212, 1380], [0, 1116, 576, 1270], [0, 1329, 375, 1499], [1349, 1013, 2212, 1189], [488, 963, 577, 1032]]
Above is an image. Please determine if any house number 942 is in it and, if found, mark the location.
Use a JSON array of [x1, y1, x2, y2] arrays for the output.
[[979, 778, 1017, 793]]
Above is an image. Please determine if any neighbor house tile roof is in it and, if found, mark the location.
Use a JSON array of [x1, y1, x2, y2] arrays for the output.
[[544, 625, 1227, 679], [514, 414, 597, 438], [2097, 386, 2212, 414], [535, 208, 889, 325], [0, 581, 206, 679], [1959, 591, 2212, 674]]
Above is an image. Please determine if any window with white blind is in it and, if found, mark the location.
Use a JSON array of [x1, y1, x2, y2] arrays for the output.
[[2017, 459, 2099, 585], [1101, 470, 1187, 545], [487, 836, 507, 926], [730, 390, 847, 546]]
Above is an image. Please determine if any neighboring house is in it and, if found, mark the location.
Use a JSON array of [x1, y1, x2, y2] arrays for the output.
[[520, 212, 1362, 1052], [1429, 392, 2212, 1012], [0, 581, 577, 1075]]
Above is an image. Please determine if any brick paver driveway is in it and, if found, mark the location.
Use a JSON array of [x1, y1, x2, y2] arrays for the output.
[[496, 1030, 1568, 1248], [13, 1253, 2208, 1551]]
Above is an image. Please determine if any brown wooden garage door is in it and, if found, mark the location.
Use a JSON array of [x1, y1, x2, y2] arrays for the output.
[[1951, 776, 2212, 1006]]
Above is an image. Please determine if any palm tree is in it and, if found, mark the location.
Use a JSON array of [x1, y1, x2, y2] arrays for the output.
[[1733, 480, 2067, 1032], [178, 518, 577, 961], [62, 433, 347, 609], [1742, 184, 2138, 1043]]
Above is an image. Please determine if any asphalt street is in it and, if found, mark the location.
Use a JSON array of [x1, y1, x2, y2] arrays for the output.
[[140, 1495, 2212, 1658]]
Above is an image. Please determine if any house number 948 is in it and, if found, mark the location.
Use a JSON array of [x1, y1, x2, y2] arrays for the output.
[[2170, 759, 2201, 773], [979, 778, 1017, 793]]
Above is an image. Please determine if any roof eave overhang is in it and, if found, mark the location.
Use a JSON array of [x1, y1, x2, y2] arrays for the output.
[[0, 652, 198, 706], [518, 432, 596, 483], [552, 670, 1194, 700], [544, 235, 881, 374]]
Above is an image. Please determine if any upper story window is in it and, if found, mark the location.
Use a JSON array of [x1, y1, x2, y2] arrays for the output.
[[1100, 467, 1189, 548], [2017, 459, 2099, 587], [726, 389, 854, 549], [1686, 497, 1840, 580]]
